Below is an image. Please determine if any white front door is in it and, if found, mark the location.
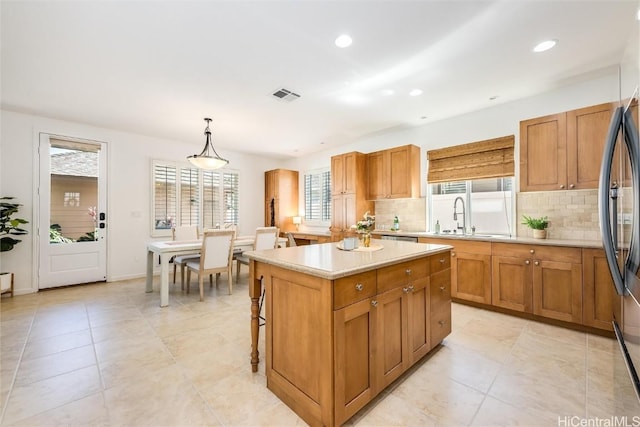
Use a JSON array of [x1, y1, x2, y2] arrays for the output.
[[38, 134, 107, 289]]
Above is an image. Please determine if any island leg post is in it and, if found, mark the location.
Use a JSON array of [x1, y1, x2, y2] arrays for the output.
[[249, 261, 261, 372]]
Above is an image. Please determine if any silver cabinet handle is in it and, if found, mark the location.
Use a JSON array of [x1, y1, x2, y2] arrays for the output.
[[405, 269, 412, 276], [371, 300, 378, 307], [525, 260, 530, 265], [530, 249, 535, 254], [534, 261, 539, 266], [408, 284, 414, 292], [355, 283, 363, 291], [403, 287, 410, 293], [451, 252, 456, 257], [440, 258, 445, 263], [439, 320, 447, 327], [569, 184, 575, 189], [560, 184, 565, 189], [440, 285, 446, 291]]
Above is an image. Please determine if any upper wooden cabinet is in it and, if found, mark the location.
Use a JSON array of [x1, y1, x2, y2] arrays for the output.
[[264, 169, 298, 232], [331, 152, 367, 195], [520, 102, 615, 192], [330, 152, 372, 241], [367, 145, 420, 200]]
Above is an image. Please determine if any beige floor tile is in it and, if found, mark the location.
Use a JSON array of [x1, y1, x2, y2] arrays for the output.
[[90, 317, 154, 343], [4, 392, 109, 427], [14, 345, 96, 386], [352, 393, 438, 426], [2, 365, 102, 424], [21, 329, 92, 360], [471, 395, 558, 426]]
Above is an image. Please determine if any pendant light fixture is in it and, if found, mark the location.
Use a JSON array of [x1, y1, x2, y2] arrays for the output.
[[187, 118, 229, 170]]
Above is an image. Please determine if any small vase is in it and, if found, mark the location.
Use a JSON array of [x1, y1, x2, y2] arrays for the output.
[[363, 232, 371, 247], [533, 229, 547, 239]]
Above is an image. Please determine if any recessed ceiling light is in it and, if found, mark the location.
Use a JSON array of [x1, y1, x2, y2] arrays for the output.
[[533, 39, 557, 53], [335, 34, 352, 48], [381, 89, 395, 96], [409, 89, 423, 97], [489, 95, 498, 101], [420, 116, 428, 120]]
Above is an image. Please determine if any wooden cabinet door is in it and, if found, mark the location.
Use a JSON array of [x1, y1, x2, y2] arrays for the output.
[[331, 154, 345, 195], [406, 278, 430, 364], [491, 255, 532, 312], [582, 249, 616, 331], [452, 252, 492, 304], [567, 102, 614, 189], [388, 146, 410, 198], [429, 269, 451, 348], [334, 298, 375, 425], [373, 286, 408, 391], [532, 259, 582, 323], [367, 151, 385, 200], [520, 112, 567, 192], [342, 152, 360, 194], [331, 195, 345, 234]]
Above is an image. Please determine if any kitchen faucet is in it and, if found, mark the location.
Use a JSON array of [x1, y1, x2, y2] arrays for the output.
[[453, 196, 466, 234]]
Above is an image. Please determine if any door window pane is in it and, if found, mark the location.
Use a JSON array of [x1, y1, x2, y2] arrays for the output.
[[49, 143, 99, 243]]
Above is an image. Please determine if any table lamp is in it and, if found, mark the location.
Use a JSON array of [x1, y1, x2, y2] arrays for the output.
[[292, 216, 302, 230]]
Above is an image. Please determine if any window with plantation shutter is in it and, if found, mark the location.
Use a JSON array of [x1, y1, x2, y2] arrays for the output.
[[152, 160, 240, 236], [153, 164, 177, 230], [180, 168, 199, 226], [304, 169, 331, 222], [427, 135, 515, 183]]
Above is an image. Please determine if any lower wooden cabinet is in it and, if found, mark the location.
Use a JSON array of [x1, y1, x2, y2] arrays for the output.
[[492, 243, 583, 323], [582, 248, 617, 331], [333, 253, 451, 426]]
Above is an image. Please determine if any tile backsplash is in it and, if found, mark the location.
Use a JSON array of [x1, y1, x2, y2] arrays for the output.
[[516, 189, 600, 240], [374, 198, 426, 231]]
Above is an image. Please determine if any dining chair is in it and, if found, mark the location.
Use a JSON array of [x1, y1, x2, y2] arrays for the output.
[[286, 232, 297, 247], [185, 229, 235, 300], [235, 227, 279, 277], [171, 225, 200, 290]]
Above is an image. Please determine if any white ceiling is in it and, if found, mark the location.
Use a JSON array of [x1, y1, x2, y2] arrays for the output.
[[1, 1, 638, 159]]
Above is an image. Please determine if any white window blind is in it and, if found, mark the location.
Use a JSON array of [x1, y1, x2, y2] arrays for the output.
[[153, 164, 177, 230], [304, 169, 331, 222], [152, 160, 240, 236]]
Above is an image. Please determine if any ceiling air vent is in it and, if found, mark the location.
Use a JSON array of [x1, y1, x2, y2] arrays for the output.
[[271, 88, 301, 102]]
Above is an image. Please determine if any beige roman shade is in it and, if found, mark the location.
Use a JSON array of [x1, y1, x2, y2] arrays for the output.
[[427, 135, 515, 183]]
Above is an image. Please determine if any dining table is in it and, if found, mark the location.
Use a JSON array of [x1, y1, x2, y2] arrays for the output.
[[146, 235, 286, 307]]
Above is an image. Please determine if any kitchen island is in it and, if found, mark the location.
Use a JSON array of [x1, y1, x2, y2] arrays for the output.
[[245, 240, 452, 427]]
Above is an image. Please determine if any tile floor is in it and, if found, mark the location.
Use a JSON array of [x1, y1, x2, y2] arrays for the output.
[[1, 272, 639, 426]]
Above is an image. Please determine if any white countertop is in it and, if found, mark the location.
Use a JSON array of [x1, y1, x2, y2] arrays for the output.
[[372, 230, 603, 249], [244, 240, 452, 280]]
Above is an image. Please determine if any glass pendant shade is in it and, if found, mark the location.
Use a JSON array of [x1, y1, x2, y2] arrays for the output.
[[187, 118, 229, 170]]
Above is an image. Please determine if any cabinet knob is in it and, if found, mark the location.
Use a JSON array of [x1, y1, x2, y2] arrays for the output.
[[405, 269, 412, 276], [408, 284, 414, 292], [560, 184, 565, 189], [355, 283, 363, 291], [438, 320, 447, 327], [530, 249, 535, 254], [451, 252, 456, 257], [403, 287, 410, 293], [371, 300, 378, 307], [440, 258, 445, 263], [525, 260, 530, 265], [440, 285, 446, 292], [569, 184, 575, 189], [534, 261, 540, 266]]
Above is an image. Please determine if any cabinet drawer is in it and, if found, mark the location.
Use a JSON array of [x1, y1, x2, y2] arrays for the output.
[[492, 242, 581, 263], [431, 304, 451, 346], [334, 270, 377, 310], [430, 269, 451, 309], [377, 258, 428, 294], [429, 252, 451, 273]]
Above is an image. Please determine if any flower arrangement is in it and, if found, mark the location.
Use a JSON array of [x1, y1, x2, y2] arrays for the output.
[[352, 211, 375, 233]]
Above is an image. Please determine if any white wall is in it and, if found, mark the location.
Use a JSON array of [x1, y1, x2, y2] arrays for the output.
[[284, 71, 620, 227], [0, 110, 281, 294]]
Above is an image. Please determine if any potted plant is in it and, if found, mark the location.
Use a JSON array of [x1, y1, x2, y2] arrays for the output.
[[1, 197, 29, 296], [521, 215, 549, 239]]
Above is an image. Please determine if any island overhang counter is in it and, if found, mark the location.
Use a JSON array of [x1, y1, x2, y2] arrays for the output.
[[245, 240, 452, 427]]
